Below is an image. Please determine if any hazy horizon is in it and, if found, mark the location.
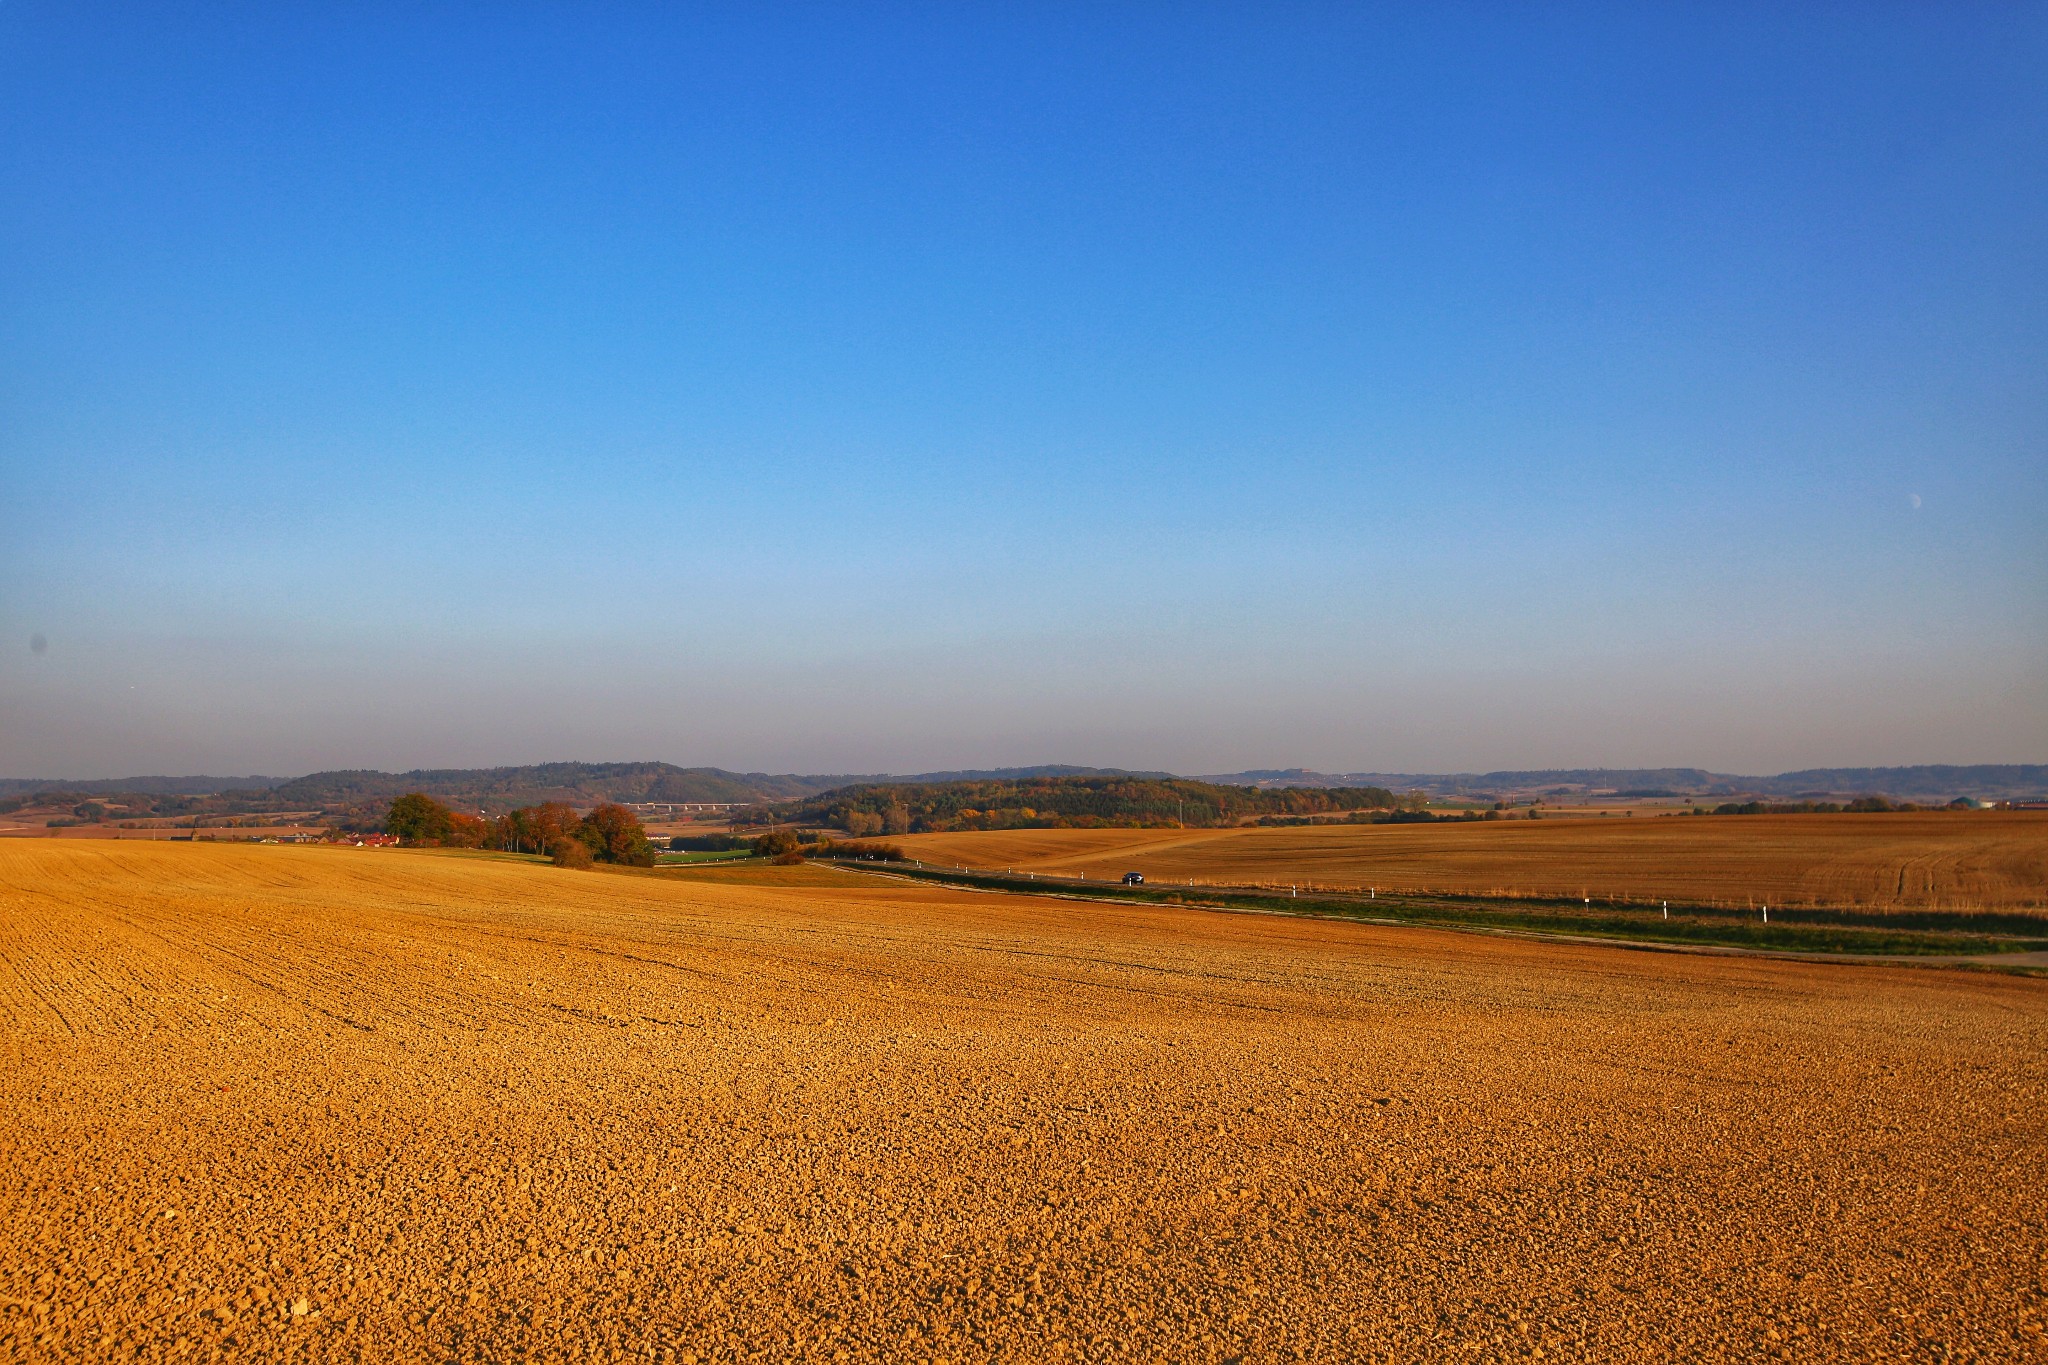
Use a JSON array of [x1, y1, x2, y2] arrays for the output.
[[5, 7, 2043, 780], [6, 756, 2042, 789]]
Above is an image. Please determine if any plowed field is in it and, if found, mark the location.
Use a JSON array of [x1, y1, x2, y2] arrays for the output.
[[2, 840, 2044, 1363], [898, 812, 2048, 912]]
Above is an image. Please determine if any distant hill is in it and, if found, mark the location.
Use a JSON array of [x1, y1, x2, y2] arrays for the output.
[[1747, 766, 2048, 800], [264, 763, 1171, 809], [4, 761, 2037, 814], [873, 765, 1173, 783], [0, 775, 289, 798], [0, 763, 1163, 811], [1195, 766, 2048, 801], [268, 763, 863, 811]]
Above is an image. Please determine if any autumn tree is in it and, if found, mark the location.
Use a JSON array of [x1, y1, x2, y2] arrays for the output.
[[576, 803, 657, 867], [493, 801, 582, 855], [442, 811, 488, 848]]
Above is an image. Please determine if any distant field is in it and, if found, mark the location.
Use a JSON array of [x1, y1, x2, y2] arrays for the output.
[[897, 812, 2048, 913]]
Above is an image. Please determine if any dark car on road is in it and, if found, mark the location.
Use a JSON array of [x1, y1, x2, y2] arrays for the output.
[[1121, 871, 1144, 885]]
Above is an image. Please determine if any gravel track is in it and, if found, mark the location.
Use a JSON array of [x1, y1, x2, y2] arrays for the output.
[[2, 841, 2044, 1362]]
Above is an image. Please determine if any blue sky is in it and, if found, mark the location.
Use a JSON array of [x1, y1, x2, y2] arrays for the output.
[[2, 4, 2042, 778]]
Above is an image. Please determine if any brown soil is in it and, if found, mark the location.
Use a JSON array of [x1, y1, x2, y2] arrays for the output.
[[2, 841, 2044, 1363], [898, 812, 2048, 913]]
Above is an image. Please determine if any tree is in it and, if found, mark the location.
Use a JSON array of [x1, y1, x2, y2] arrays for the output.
[[577, 803, 657, 867], [751, 830, 802, 859], [386, 792, 454, 845], [489, 800, 617, 857], [513, 801, 582, 855]]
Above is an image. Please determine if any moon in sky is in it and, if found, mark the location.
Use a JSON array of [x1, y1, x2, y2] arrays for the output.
[[1910, 493, 1922, 509]]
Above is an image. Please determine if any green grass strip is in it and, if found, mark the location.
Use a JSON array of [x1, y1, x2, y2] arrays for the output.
[[841, 862, 2047, 958]]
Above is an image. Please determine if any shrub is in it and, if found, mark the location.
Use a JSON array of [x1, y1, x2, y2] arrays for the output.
[[551, 838, 595, 869]]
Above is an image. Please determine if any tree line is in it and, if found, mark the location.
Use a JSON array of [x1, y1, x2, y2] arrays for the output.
[[384, 793, 656, 867], [749, 831, 905, 862], [741, 776, 1411, 835], [1704, 797, 1926, 816]]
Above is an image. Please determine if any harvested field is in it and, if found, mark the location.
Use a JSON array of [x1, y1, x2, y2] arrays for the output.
[[898, 812, 2048, 913], [2, 841, 2045, 1363]]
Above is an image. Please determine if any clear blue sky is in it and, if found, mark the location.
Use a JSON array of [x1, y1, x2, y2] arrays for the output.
[[2, 4, 2042, 778]]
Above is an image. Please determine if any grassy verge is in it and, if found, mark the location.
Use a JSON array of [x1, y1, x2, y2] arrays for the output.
[[836, 862, 2048, 958]]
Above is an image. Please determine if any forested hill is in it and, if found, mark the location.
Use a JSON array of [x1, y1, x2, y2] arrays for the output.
[[0, 775, 288, 798], [756, 776, 1406, 835], [0, 763, 1179, 813], [871, 765, 1174, 783], [268, 763, 867, 810], [1749, 766, 2048, 799], [1198, 765, 2047, 801], [264, 763, 1177, 809]]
